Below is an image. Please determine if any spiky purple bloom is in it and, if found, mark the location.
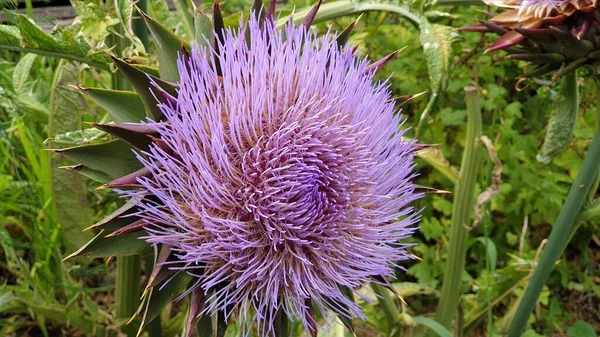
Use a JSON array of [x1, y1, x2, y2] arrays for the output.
[[126, 17, 420, 335]]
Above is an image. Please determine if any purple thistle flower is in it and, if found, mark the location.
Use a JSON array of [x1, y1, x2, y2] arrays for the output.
[[124, 16, 421, 335]]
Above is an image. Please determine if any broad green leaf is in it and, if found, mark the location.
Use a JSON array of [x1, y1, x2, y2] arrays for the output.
[[0, 13, 110, 70], [81, 87, 147, 123], [14, 93, 49, 122], [141, 11, 188, 81], [567, 320, 596, 337], [277, 1, 420, 28], [418, 19, 460, 128], [55, 140, 143, 181], [12, 53, 37, 93], [48, 60, 94, 252], [0, 25, 21, 45], [537, 71, 579, 164], [412, 316, 452, 337], [16, 15, 63, 51], [66, 230, 152, 258]]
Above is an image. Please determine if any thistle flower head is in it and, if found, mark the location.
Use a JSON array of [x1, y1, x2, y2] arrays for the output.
[[121, 16, 420, 335], [464, 0, 600, 77]]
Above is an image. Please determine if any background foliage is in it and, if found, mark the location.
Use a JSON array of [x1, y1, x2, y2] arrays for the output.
[[0, 0, 599, 336]]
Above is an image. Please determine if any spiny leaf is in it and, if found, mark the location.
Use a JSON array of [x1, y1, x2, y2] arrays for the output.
[[85, 198, 141, 232], [62, 165, 111, 183], [65, 230, 151, 259], [301, 0, 324, 29], [54, 140, 143, 181], [418, 19, 460, 129], [92, 123, 156, 151], [139, 8, 188, 82], [80, 87, 147, 124], [139, 272, 192, 332], [185, 288, 205, 337], [143, 245, 173, 297], [336, 15, 361, 49], [110, 56, 178, 120], [212, 1, 225, 76]]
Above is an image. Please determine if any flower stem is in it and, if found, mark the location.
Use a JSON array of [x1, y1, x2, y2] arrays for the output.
[[434, 86, 483, 330], [507, 132, 600, 337]]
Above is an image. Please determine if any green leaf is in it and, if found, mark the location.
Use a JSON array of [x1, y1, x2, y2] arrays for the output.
[[63, 165, 112, 183], [469, 237, 498, 272], [66, 230, 152, 258], [0, 14, 110, 70], [415, 147, 458, 184], [115, 0, 146, 53], [194, 9, 213, 49], [81, 87, 147, 123], [212, 308, 229, 337], [418, 20, 460, 128], [537, 71, 579, 164], [277, 1, 421, 28], [0, 25, 21, 45], [391, 282, 438, 298], [86, 199, 141, 231], [55, 140, 143, 181], [12, 53, 37, 93], [48, 60, 95, 252], [140, 272, 192, 330], [110, 56, 178, 120], [567, 321, 596, 337], [14, 93, 49, 122], [92, 123, 155, 151], [141, 10, 188, 82], [412, 316, 452, 337]]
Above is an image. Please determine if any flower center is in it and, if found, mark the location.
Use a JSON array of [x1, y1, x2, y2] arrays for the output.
[[237, 119, 372, 248]]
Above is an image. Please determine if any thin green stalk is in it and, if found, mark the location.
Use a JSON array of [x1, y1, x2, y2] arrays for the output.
[[277, 1, 421, 28], [24, 0, 34, 18], [116, 255, 142, 335], [507, 132, 600, 337], [434, 87, 483, 330], [0, 46, 110, 71]]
